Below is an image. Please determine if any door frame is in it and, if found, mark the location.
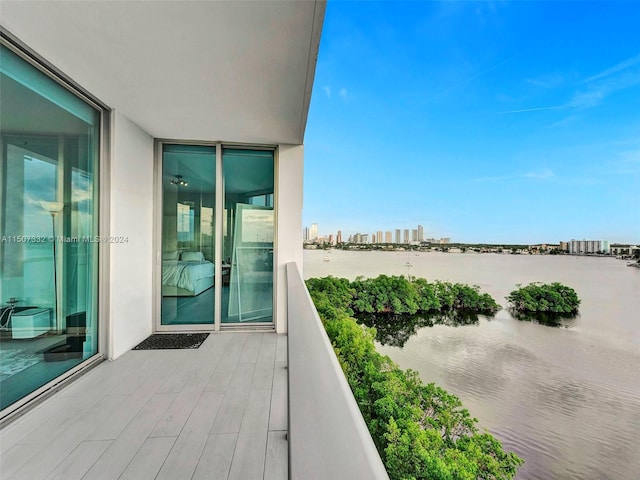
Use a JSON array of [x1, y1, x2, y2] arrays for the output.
[[153, 140, 277, 332]]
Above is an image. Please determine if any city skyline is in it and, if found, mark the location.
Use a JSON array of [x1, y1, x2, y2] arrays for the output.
[[302, 1, 640, 244], [303, 222, 637, 249], [303, 222, 452, 244]]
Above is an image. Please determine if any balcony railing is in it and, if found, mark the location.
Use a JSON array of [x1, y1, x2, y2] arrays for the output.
[[286, 262, 389, 479]]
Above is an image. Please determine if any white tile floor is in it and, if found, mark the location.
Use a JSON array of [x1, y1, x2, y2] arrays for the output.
[[0, 332, 288, 480]]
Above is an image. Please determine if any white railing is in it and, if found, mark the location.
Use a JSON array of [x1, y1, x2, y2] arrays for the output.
[[286, 262, 389, 480]]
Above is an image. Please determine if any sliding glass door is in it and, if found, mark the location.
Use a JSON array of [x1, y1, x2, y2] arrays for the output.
[[159, 144, 274, 328], [160, 145, 216, 326], [1, 43, 101, 412], [222, 149, 274, 324]]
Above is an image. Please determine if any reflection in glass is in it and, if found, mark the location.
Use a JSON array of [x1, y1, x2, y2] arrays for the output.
[[0, 44, 100, 411], [160, 145, 216, 325], [222, 149, 274, 324]]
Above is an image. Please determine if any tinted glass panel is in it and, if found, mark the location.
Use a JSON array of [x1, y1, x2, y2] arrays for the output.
[[0, 44, 100, 411], [161, 144, 216, 325], [221, 149, 274, 324]]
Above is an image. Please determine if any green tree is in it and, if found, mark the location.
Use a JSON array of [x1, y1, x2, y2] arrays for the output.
[[322, 313, 523, 479], [306, 276, 522, 479], [506, 282, 580, 315]]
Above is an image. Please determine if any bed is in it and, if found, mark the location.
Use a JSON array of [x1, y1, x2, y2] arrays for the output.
[[162, 251, 214, 296]]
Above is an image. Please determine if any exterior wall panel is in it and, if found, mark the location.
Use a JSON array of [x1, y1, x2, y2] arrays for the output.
[[275, 145, 304, 333], [109, 112, 154, 358]]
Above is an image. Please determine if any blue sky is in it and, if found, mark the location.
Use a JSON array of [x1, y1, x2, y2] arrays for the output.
[[303, 1, 640, 244]]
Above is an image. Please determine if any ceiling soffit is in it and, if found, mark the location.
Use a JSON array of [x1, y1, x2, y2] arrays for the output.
[[0, 1, 326, 145]]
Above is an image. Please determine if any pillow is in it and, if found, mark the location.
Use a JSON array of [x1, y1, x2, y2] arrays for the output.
[[162, 250, 179, 260], [181, 251, 204, 261]]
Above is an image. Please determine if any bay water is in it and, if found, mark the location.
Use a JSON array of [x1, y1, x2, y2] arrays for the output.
[[304, 249, 640, 479]]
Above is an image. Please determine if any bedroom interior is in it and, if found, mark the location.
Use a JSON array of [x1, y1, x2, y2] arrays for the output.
[[160, 145, 274, 326]]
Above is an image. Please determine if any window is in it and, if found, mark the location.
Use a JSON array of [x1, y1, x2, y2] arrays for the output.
[[0, 42, 101, 412]]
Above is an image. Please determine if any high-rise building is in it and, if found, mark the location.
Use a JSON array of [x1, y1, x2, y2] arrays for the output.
[[376, 231, 383, 243], [385, 231, 392, 243], [310, 223, 318, 241], [411, 229, 417, 242], [337, 230, 342, 244], [417, 225, 424, 242], [395, 229, 401, 244], [303, 227, 309, 242], [403, 229, 409, 244], [568, 239, 606, 254]]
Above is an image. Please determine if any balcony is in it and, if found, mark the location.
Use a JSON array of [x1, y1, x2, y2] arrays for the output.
[[0, 263, 387, 479]]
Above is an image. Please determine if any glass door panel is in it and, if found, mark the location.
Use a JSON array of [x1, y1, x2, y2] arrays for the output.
[[160, 144, 216, 326], [221, 149, 274, 324], [1, 132, 99, 410]]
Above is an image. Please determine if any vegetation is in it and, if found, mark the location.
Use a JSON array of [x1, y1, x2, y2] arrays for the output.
[[506, 282, 580, 315], [306, 274, 500, 317], [307, 276, 523, 479], [305, 242, 534, 253]]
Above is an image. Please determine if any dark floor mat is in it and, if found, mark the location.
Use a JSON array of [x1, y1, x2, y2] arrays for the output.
[[133, 333, 209, 350]]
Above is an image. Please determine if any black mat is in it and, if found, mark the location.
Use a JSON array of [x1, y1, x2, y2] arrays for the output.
[[133, 333, 209, 350]]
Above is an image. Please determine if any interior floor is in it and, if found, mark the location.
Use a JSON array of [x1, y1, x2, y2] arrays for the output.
[[0, 332, 85, 410], [161, 286, 272, 326]]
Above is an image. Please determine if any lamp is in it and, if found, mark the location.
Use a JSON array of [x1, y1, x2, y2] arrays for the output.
[[40, 201, 64, 333], [170, 175, 188, 187]]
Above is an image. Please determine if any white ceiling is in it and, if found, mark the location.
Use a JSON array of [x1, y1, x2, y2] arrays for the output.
[[0, 0, 325, 145]]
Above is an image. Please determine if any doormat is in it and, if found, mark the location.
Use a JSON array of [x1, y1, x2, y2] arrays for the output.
[[133, 333, 209, 350]]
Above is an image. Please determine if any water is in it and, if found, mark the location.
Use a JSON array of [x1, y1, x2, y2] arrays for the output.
[[304, 249, 640, 480]]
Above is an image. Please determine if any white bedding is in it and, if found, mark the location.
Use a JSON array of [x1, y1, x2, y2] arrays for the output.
[[162, 260, 214, 292]]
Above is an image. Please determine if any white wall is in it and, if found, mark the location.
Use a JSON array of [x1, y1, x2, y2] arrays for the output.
[[275, 145, 304, 333], [109, 112, 154, 359]]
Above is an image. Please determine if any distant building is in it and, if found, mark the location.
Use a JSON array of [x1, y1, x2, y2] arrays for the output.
[[385, 231, 392, 243], [303, 227, 309, 242], [568, 239, 607, 254], [395, 229, 401, 244], [337, 230, 342, 244], [610, 244, 638, 256], [310, 223, 318, 241], [411, 229, 417, 242], [417, 225, 424, 242], [403, 229, 409, 244]]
